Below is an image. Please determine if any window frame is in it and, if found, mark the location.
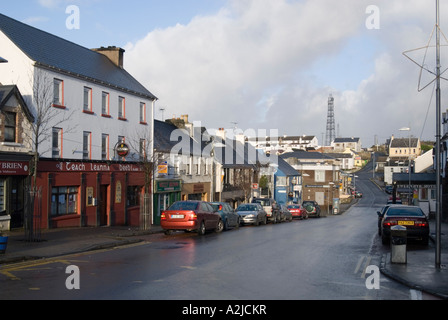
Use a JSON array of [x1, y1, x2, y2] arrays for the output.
[[4, 111, 16, 143], [101, 91, 110, 117], [83, 131, 92, 160], [53, 78, 65, 108], [118, 96, 126, 120], [101, 134, 109, 161], [139, 102, 147, 124], [83, 86, 93, 114], [51, 186, 78, 216], [52, 127, 63, 158]]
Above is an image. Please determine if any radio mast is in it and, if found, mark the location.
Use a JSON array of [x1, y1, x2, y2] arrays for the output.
[[325, 94, 335, 146]]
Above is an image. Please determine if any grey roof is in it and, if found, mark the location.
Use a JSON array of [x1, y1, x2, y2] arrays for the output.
[[393, 172, 436, 185], [154, 120, 202, 156], [0, 84, 35, 122], [334, 137, 360, 143], [276, 157, 300, 176], [0, 13, 157, 100], [390, 138, 419, 148], [280, 151, 336, 161]]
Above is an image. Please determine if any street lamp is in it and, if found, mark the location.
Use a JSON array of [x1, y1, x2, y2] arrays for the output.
[[399, 127, 412, 204]]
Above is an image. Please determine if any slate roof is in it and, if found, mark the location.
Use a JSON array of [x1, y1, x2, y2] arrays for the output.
[[390, 138, 419, 148], [154, 120, 202, 156], [0, 13, 157, 100], [333, 137, 360, 143]]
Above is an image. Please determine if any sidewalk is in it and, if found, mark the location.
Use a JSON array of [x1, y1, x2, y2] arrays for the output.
[[1, 220, 447, 299], [380, 219, 448, 299]]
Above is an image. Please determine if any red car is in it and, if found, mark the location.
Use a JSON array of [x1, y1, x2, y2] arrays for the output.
[[287, 204, 308, 219], [161, 200, 223, 236]]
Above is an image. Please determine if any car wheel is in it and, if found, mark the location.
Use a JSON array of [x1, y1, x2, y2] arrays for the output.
[[263, 216, 267, 225], [236, 218, 240, 228], [164, 230, 172, 236], [216, 219, 224, 233], [198, 221, 206, 236], [381, 233, 389, 245], [254, 218, 259, 226]]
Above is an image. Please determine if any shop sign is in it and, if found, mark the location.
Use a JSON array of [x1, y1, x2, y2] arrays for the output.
[[39, 161, 142, 173], [156, 180, 181, 193], [0, 161, 30, 175], [116, 142, 130, 157]]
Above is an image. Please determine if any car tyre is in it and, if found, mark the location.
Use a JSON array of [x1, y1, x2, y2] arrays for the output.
[[198, 221, 206, 236], [164, 230, 172, 236], [216, 219, 224, 233]]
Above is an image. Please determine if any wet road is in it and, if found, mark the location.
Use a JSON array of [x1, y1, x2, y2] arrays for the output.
[[0, 162, 437, 300]]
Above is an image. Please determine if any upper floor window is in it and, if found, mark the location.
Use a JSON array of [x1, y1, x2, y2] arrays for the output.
[[4, 112, 16, 142], [140, 102, 146, 124], [101, 92, 110, 117], [118, 96, 126, 120], [101, 134, 109, 161], [52, 127, 63, 158], [83, 87, 93, 113], [53, 79, 64, 107], [315, 170, 325, 182], [83, 131, 91, 160]]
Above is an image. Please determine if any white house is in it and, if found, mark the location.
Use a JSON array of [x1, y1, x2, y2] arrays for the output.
[[0, 13, 158, 229], [0, 14, 157, 162]]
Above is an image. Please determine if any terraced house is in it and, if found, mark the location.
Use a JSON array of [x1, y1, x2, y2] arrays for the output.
[[0, 14, 157, 229]]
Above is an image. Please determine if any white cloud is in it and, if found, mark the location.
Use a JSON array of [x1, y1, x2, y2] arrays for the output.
[[125, 0, 448, 146]]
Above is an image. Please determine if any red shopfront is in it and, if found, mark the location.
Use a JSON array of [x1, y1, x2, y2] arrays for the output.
[[37, 159, 146, 229]]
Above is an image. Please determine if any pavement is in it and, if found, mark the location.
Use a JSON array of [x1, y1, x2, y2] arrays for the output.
[[0, 216, 447, 299]]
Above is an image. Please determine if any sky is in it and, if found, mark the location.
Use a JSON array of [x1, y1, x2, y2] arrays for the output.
[[2, 0, 448, 147]]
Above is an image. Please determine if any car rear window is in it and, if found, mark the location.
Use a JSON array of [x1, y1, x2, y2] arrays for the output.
[[168, 202, 199, 211], [238, 204, 258, 211], [386, 207, 424, 216], [287, 205, 300, 209], [252, 199, 271, 206]]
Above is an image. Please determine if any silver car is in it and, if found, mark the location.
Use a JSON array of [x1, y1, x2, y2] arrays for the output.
[[236, 203, 267, 226]]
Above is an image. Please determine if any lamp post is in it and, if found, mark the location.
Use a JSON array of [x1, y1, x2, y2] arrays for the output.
[[399, 127, 411, 205]]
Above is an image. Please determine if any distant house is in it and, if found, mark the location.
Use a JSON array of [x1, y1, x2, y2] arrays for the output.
[[332, 137, 362, 152], [388, 135, 421, 160]]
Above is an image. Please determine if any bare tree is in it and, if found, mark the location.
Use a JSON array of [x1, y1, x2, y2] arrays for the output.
[[23, 69, 75, 240]]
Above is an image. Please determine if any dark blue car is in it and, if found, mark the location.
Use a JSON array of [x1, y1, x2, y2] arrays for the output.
[[211, 202, 240, 231]]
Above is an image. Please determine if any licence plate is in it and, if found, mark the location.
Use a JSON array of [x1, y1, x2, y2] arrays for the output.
[[171, 214, 184, 219], [398, 221, 414, 226]]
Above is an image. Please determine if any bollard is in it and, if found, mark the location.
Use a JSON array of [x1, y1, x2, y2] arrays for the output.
[[390, 225, 407, 264]]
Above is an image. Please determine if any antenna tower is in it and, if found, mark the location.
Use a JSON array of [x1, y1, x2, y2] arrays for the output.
[[325, 94, 335, 146]]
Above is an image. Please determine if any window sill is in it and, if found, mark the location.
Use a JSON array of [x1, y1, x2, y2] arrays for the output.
[[83, 110, 95, 115], [52, 104, 66, 109], [139, 121, 147, 125], [101, 114, 111, 118], [118, 117, 127, 121]]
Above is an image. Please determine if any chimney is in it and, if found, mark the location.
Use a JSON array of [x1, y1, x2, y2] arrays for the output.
[[92, 46, 125, 68]]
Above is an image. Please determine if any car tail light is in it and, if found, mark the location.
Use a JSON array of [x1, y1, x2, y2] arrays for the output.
[[188, 212, 198, 221], [219, 205, 223, 210], [415, 221, 428, 227], [383, 220, 397, 227], [161, 212, 166, 221]]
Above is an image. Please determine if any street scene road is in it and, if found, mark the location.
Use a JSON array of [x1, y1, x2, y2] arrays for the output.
[[0, 163, 440, 301]]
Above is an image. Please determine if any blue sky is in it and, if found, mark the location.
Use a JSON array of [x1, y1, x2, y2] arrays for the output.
[[2, 0, 448, 147]]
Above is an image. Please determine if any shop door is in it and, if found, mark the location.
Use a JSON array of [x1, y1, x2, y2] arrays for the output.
[[99, 186, 108, 226], [10, 177, 25, 228]]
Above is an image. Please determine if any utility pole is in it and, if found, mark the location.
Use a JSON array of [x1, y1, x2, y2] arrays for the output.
[[435, 0, 442, 269]]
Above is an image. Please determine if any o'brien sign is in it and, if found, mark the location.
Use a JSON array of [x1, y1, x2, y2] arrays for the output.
[[0, 161, 30, 175]]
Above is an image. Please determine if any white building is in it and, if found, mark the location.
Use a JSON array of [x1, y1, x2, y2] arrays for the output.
[[0, 14, 157, 162]]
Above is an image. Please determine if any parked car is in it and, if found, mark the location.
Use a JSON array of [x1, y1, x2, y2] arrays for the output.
[[161, 200, 222, 236], [287, 204, 308, 219], [211, 202, 240, 231], [302, 201, 321, 218], [385, 185, 393, 194], [279, 204, 293, 222], [236, 203, 267, 226], [376, 204, 403, 235], [387, 197, 402, 204], [252, 197, 280, 223], [379, 205, 429, 245], [355, 191, 363, 198]]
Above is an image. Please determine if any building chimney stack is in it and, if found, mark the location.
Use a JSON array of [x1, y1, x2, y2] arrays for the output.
[[92, 46, 125, 68]]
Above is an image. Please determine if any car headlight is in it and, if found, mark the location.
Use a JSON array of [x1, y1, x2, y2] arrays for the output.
[[246, 214, 254, 218]]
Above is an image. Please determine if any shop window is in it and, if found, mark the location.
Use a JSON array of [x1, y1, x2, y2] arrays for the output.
[[127, 186, 142, 207], [0, 179, 5, 213], [51, 186, 78, 216]]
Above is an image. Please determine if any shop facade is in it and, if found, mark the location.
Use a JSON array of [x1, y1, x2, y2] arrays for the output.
[[36, 159, 146, 229], [153, 179, 181, 225]]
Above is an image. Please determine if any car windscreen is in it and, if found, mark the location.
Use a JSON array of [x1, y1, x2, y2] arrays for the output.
[[168, 202, 199, 211], [386, 207, 424, 216], [252, 199, 270, 206], [237, 204, 258, 211]]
